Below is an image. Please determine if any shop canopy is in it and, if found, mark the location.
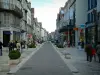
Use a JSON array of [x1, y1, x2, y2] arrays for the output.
[[59, 25, 74, 33]]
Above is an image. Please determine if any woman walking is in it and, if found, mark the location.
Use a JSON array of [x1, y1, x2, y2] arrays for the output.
[[85, 44, 93, 62]]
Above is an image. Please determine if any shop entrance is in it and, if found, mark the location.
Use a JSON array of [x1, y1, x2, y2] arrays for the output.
[[3, 31, 10, 47]]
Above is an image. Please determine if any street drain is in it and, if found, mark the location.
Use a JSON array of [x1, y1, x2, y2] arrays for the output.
[[20, 67, 32, 70]]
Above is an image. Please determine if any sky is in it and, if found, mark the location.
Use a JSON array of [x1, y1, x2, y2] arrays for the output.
[[29, 0, 68, 33]]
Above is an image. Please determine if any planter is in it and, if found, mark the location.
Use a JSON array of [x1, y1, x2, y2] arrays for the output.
[[9, 58, 21, 66]]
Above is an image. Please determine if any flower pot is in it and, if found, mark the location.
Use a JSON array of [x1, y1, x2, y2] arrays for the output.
[[9, 58, 21, 66]]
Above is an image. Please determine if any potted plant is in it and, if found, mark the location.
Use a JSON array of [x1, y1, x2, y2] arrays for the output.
[[28, 43, 36, 48], [8, 50, 21, 65], [56, 44, 64, 48]]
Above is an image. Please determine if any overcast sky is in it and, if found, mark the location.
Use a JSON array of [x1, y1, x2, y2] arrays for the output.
[[29, 0, 67, 33]]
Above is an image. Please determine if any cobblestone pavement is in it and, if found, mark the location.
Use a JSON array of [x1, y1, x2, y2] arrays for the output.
[[56, 45, 100, 75]]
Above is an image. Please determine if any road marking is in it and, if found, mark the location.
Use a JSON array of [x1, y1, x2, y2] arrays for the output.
[[8, 43, 45, 74], [51, 43, 81, 75]]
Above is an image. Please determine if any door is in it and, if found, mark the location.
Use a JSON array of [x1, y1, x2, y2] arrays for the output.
[[3, 31, 10, 47]]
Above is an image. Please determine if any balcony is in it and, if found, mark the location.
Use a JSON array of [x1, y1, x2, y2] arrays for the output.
[[0, 2, 23, 18]]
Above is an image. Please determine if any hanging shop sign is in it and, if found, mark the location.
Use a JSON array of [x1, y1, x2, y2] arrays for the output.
[[80, 24, 85, 29], [73, 28, 78, 30]]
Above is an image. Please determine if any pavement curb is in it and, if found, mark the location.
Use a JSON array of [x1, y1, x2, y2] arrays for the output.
[[51, 43, 81, 75], [8, 43, 45, 74]]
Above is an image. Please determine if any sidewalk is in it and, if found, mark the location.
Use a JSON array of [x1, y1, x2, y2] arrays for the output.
[[56, 46, 100, 75], [0, 43, 43, 75]]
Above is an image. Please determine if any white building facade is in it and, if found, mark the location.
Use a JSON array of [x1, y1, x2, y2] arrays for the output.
[[75, 0, 88, 46], [0, 0, 23, 47]]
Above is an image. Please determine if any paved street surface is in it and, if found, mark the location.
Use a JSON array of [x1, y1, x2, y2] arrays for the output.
[[15, 42, 73, 75], [57, 46, 100, 75]]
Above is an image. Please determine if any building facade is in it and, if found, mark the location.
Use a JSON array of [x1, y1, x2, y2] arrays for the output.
[[75, 0, 88, 46], [20, 0, 28, 41], [57, 0, 76, 46], [85, 0, 97, 45], [97, 0, 100, 42], [0, 0, 23, 47]]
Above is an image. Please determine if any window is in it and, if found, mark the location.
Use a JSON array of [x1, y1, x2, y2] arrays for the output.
[[91, 0, 93, 9], [88, 13, 90, 23], [91, 12, 93, 22], [88, 0, 91, 10], [94, 0, 97, 7], [4, 13, 9, 24], [3, 0, 9, 9]]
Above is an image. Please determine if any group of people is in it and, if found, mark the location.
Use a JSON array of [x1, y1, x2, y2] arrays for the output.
[[85, 42, 100, 63], [8, 40, 26, 53]]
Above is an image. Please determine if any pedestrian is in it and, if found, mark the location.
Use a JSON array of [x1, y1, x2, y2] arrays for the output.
[[85, 44, 93, 62], [96, 42, 100, 63], [63, 41, 67, 47], [81, 40, 84, 50], [78, 41, 81, 50], [0, 40, 3, 56], [13, 41, 17, 50], [8, 41, 13, 52], [91, 48, 96, 61], [16, 41, 21, 52]]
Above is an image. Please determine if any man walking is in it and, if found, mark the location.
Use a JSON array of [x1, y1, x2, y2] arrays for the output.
[[85, 44, 93, 62]]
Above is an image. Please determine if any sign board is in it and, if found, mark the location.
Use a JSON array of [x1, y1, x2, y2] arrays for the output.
[[80, 24, 85, 29]]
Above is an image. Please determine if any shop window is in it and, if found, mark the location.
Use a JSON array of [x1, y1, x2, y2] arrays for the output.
[[91, 12, 93, 22], [88, 13, 90, 23], [88, 0, 91, 10], [94, 0, 97, 7]]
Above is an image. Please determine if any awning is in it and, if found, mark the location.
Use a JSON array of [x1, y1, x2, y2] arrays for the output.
[[59, 25, 74, 33], [3, 31, 12, 34], [13, 31, 21, 34]]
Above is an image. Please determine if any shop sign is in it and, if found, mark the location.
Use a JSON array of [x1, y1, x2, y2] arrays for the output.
[[73, 28, 78, 30], [80, 24, 85, 29]]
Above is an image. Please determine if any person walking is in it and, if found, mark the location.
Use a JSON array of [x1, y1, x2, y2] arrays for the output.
[[96, 42, 100, 63], [8, 41, 13, 52], [0, 40, 3, 56], [16, 41, 21, 52], [85, 44, 93, 62], [91, 47, 96, 61]]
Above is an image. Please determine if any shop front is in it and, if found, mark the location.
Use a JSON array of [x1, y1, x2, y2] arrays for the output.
[[59, 25, 75, 46], [86, 24, 96, 45]]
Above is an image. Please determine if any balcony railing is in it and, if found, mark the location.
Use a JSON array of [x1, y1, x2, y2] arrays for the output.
[[0, 2, 23, 18]]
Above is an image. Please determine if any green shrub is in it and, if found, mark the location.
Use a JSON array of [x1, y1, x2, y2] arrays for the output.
[[56, 44, 64, 48], [28, 43, 36, 48], [9, 50, 21, 60]]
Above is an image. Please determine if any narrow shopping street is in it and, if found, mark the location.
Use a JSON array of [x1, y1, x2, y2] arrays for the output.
[[14, 42, 72, 75]]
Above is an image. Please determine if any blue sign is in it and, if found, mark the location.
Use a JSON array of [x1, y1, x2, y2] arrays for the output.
[[80, 24, 85, 28]]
